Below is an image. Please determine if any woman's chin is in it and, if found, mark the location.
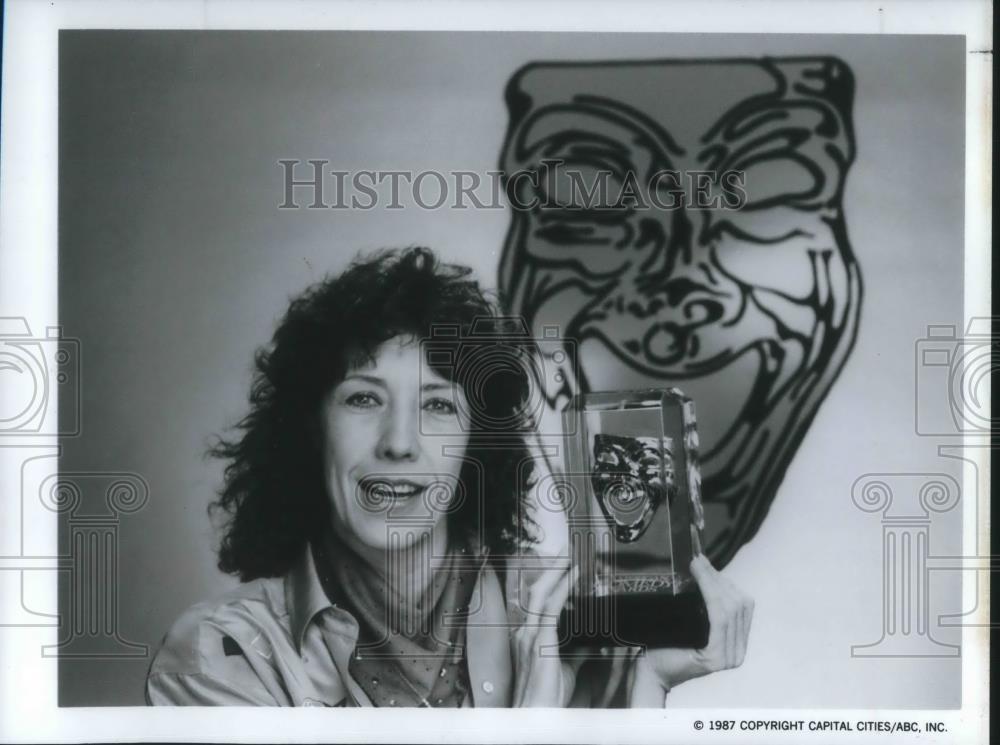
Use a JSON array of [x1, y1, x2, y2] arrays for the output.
[[340, 517, 439, 554]]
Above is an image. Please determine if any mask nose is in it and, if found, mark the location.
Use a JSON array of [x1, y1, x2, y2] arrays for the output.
[[627, 209, 738, 346], [376, 403, 420, 462], [635, 209, 695, 291]]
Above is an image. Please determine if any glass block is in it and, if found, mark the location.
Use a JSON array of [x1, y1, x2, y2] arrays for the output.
[[558, 388, 709, 649]]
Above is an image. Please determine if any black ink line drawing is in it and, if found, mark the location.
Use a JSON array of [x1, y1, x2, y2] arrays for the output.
[[499, 57, 862, 566]]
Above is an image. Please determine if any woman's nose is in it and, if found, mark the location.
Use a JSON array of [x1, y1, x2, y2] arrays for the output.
[[376, 405, 420, 462]]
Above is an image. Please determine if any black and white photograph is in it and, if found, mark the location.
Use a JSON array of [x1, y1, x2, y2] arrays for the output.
[[0, 1, 991, 742]]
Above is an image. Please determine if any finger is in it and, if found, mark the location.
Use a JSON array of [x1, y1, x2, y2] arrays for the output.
[[718, 581, 742, 668], [690, 557, 740, 667], [688, 553, 717, 584], [517, 572, 567, 684], [525, 566, 560, 616], [726, 600, 739, 668], [731, 602, 746, 666], [690, 556, 725, 627], [695, 558, 743, 663], [734, 602, 748, 666], [512, 624, 544, 702], [534, 566, 575, 662], [526, 563, 571, 624], [716, 572, 742, 600], [544, 564, 577, 618], [531, 563, 571, 613], [733, 600, 747, 667], [690, 555, 730, 600], [739, 597, 755, 664], [511, 630, 533, 705], [712, 614, 730, 669]]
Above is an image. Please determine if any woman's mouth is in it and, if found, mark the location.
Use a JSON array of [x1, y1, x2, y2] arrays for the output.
[[358, 477, 427, 502]]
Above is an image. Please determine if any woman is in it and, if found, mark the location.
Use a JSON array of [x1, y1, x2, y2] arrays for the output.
[[146, 247, 753, 707]]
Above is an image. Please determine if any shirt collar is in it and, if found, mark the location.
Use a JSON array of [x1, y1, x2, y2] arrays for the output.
[[285, 535, 494, 654], [285, 541, 334, 653]]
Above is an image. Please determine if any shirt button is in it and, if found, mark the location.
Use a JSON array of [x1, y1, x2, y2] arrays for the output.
[[482, 681, 494, 694]]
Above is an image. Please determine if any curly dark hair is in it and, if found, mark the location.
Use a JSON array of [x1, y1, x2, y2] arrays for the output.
[[209, 247, 539, 581]]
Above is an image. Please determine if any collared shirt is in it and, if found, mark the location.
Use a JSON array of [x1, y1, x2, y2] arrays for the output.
[[145, 543, 513, 707]]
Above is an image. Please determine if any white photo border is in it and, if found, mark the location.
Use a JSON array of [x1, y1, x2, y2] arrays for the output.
[[0, 1, 990, 743]]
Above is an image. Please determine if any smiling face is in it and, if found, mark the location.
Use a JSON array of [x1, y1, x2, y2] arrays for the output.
[[499, 58, 862, 565], [320, 336, 471, 551], [591, 433, 676, 543]]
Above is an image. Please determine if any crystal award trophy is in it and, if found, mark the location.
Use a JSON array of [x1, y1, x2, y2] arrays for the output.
[[558, 389, 709, 649]]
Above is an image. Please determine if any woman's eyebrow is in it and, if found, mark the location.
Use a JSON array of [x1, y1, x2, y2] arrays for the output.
[[341, 373, 386, 386], [421, 381, 456, 392]]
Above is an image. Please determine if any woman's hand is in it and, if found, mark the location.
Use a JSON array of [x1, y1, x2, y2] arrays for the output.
[[641, 554, 754, 692], [510, 564, 577, 707]]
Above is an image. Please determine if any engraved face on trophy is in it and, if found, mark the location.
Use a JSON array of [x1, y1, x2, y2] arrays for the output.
[[560, 389, 710, 649], [590, 434, 675, 543], [499, 57, 862, 566]]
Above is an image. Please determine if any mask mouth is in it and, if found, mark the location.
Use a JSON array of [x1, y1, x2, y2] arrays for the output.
[[618, 312, 738, 370], [593, 478, 658, 542], [591, 434, 675, 543]]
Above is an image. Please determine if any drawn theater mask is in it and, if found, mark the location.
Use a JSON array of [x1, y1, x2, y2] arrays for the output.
[[499, 57, 862, 565]]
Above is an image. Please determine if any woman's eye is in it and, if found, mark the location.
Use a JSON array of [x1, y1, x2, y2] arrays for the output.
[[344, 392, 382, 409], [423, 397, 457, 415]]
